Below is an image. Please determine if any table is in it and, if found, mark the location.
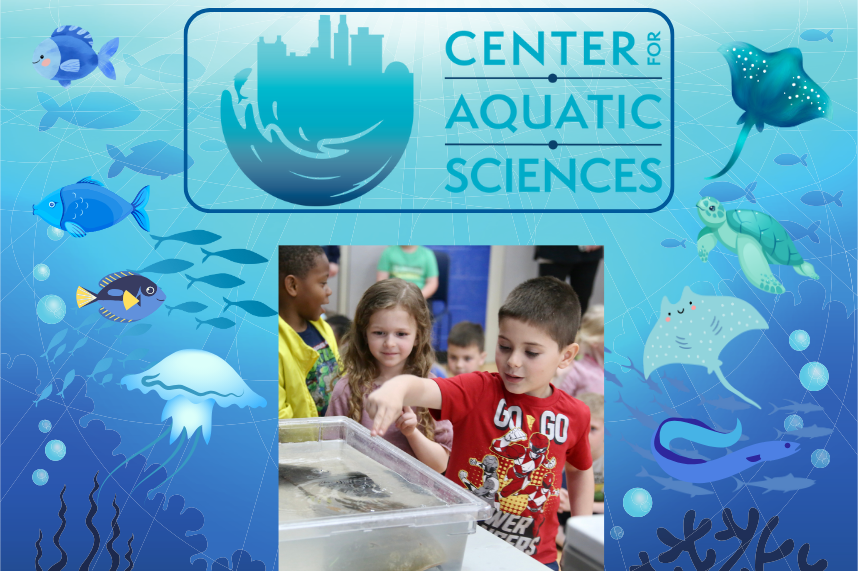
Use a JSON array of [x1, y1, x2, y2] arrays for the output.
[[461, 525, 551, 570]]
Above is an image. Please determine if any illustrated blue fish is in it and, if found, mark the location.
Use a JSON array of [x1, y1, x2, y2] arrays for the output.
[[76, 313, 99, 332], [40, 328, 68, 359], [651, 396, 679, 417], [50, 344, 67, 364], [37, 92, 140, 131], [151, 230, 221, 250], [604, 368, 623, 388], [165, 301, 208, 316], [774, 153, 808, 166], [117, 323, 152, 341], [699, 181, 757, 204], [33, 383, 53, 407], [195, 317, 236, 330], [107, 141, 193, 179], [222, 298, 277, 317], [32, 26, 119, 88], [58, 369, 76, 398], [77, 271, 166, 322], [708, 42, 831, 179], [774, 424, 833, 439], [769, 399, 824, 415], [138, 259, 194, 275], [616, 392, 660, 430], [733, 473, 814, 493], [652, 418, 799, 483], [780, 220, 821, 243], [200, 140, 228, 152], [699, 395, 753, 412], [636, 466, 714, 497], [234, 68, 253, 103], [100, 373, 114, 386], [202, 248, 267, 265], [68, 336, 88, 357], [124, 54, 205, 85], [87, 357, 112, 381], [801, 190, 842, 207], [33, 177, 150, 237], [621, 436, 656, 462], [800, 29, 834, 42], [185, 273, 246, 290], [660, 239, 686, 249], [119, 347, 148, 367], [660, 373, 690, 393]]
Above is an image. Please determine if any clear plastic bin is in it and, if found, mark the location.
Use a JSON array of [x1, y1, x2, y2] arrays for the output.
[[279, 417, 492, 571]]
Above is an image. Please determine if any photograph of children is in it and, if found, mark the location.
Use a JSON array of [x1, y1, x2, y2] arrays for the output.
[[279, 246, 606, 570]]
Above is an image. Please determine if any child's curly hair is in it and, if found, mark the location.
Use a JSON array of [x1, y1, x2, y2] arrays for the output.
[[343, 279, 437, 440]]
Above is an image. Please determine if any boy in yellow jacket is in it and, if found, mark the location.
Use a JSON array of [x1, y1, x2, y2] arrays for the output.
[[279, 246, 340, 419]]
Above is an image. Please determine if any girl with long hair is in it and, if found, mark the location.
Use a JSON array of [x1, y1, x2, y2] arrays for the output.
[[326, 279, 451, 472]]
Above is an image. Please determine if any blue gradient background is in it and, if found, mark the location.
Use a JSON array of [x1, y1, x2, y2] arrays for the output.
[[2, 1, 855, 570]]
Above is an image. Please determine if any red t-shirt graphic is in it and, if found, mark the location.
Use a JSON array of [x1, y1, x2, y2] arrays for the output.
[[431, 372, 592, 564]]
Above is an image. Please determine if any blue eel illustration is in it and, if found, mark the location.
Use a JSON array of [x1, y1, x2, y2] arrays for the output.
[[652, 418, 799, 483]]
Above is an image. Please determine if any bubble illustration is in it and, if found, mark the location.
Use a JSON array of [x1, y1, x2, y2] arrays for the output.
[[623, 487, 653, 517], [47, 227, 64, 241], [610, 526, 625, 540], [34, 264, 51, 281], [789, 329, 810, 351], [785, 414, 804, 431], [45, 439, 66, 461], [36, 294, 66, 324], [811, 449, 830, 468], [32, 469, 49, 486], [38, 419, 52, 433], [800, 362, 829, 391]]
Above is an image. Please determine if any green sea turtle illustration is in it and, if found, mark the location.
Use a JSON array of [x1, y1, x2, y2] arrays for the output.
[[696, 197, 819, 294]]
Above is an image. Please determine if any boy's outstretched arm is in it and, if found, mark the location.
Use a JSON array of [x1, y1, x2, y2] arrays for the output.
[[565, 463, 595, 516], [366, 375, 442, 436]]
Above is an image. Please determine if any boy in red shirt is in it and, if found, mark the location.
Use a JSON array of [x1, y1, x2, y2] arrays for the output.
[[368, 277, 594, 568]]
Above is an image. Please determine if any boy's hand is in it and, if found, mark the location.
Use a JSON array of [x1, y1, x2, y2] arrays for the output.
[[395, 406, 418, 437], [366, 382, 407, 436]]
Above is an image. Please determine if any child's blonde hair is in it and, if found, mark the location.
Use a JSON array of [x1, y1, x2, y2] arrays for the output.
[[577, 392, 604, 420], [576, 304, 604, 366], [343, 279, 437, 440]]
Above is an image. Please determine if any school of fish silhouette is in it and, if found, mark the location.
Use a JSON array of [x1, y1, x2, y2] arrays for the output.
[[708, 42, 831, 179], [629, 509, 828, 571]]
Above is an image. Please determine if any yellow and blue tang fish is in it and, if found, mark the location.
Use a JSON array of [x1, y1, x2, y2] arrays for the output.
[[77, 272, 166, 322]]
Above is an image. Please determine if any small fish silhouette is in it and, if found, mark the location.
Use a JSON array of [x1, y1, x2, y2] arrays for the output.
[[195, 317, 236, 330], [40, 328, 68, 358], [117, 323, 151, 341], [774, 424, 833, 439], [605, 369, 623, 388], [37, 92, 138, 130], [119, 347, 148, 367], [801, 190, 843, 207], [234, 68, 252, 103], [699, 395, 753, 412], [87, 357, 112, 380], [800, 29, 834, 42], [68, 337, 88, 357], [616, 392, 659, 430], [699, 181, 757, 204], [200, 140, 227, 152], [50, 344, 67, 364], [33, 383, 53, 407], [100, 373, 114, 386], [185, 273, 245, 290], [124, 54, 205, 85], [222, 298, 277, 317], [151, 230, 221, 250], [107, 141, 193, 179], [95, 321, 114, 333], [780, 220, 821, 244], [138, 259, 194, 275], [165, 301, 207, 316], [76, 313, 99, 332], [620, 436, 655, 461], [659, 373, 690, 393], [651, 396, 679, 417], [201, 248, 267, 265], [769, 399, 824, 415], [774, 153, 808, 166], [58, 369, 76, 397], [636, 466, 714, 497], [661, 239, 686, 249], [641, 376, 662, 395], [734, 473, 815, 493]]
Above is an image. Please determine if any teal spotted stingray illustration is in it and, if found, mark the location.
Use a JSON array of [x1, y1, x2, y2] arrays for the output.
[[708, 42, 831, 179], [643, 287, 767, 409], [697, 197, 819, 294]]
